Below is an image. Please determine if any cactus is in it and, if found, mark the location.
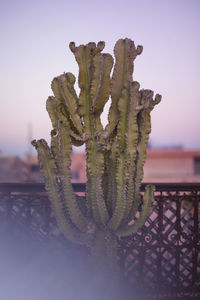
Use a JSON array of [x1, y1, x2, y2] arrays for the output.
[[32, 38, 161, 272]]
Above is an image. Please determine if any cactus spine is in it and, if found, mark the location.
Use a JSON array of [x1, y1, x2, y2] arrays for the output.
[[32, 38, 161, 267]]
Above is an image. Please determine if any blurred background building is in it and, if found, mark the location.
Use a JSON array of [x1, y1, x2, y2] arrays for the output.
[[0, 147, 200, 183]]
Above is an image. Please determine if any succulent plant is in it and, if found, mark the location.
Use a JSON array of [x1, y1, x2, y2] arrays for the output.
[[32, 38, 161, 271]]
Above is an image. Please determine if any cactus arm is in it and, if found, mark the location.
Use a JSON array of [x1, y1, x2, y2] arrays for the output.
[[86, 142, 109, 226], [116, 185, 155, 237], [123, 82, 142, 219], [51, 121, 88, 232], [69, 42, 104, 135], [70, 44, 91, 124], [95, 149, 109, 225], [31, 139, 59, 204], [128, 92, 161, 222], [107, 152, 127, 231], [107, 84, 136, 230], [46, 96, 59, 129], [55, 73, 83, 134], [48, 79, 81, 141], [105, 38, 143, 135], [102, 148, 112, 216], [90, 53, 113, 132], [107, 83, 140, 229], [116, 88, 129, 151], [46, 96, 84, 145], [102, 132, 121, 217], [136, 91, 161, 185], [109, 140, 118, 212], [86, 143, 100, 223], [51, 73, 83, 136], [107, 87, 131, 230], [70, 42, 111, 226], [125, 82, 141, 155], [31, 139, 86, 244]]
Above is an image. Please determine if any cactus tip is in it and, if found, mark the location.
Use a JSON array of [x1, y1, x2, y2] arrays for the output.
[[97, 41, 105, 51], [66, 72, 76, 85], [88, 42, 96, 54], [136, 45, 143, 55], [69, 42, 76, 53], [31, 139, 37, 147], [155, 94, 162, 104], [132, 81, 140, 90]]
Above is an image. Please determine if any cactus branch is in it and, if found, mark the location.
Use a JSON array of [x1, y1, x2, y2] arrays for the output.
[[31, 139, 86, 244], [51, 121, 88, 231], [117, 185, 155, 237], [105, 38, 143, 135]]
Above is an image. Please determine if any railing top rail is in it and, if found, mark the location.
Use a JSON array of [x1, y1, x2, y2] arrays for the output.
[[0, 182, 200, 193]]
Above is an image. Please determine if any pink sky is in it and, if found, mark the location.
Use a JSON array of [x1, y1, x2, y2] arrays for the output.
[[0, 0, 200, 156]]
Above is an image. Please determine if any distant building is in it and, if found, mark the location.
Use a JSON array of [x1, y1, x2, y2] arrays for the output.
[[49, 148, 200, 183], [0, 153, 42, 182], [70, 148, 200, 183], [0, 148, 200, 183], [0, 154, 27, 182], [70, 152, 86, 183], [143, 148, 200, 182]]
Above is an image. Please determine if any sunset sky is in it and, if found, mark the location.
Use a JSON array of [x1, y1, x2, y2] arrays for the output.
[[0, 0, 199, 156]]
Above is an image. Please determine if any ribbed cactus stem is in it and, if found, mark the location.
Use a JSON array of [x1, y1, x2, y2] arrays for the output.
[[31, 139, 87, 244], [117, 185, 155, 237], [32, 38, 161, 277]]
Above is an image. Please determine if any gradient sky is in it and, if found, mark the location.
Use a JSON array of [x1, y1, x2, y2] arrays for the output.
[[0, 0, 199, 156]]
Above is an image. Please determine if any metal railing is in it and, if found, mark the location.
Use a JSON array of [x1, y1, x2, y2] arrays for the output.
[[0, 182, 200, 299]]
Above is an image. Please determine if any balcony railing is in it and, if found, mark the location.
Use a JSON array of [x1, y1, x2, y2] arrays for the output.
[[0, 182, 200, 299]]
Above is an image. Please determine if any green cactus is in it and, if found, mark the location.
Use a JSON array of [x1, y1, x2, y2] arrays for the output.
[[32, 38, 161, 272]]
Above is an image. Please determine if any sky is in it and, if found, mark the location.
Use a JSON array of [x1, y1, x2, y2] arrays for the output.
[[0, 0, 200, 156]]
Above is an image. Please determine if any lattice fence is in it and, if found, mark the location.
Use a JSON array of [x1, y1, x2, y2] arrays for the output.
[[118, 188, 200, 298], [0, 183, 199, 299]]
